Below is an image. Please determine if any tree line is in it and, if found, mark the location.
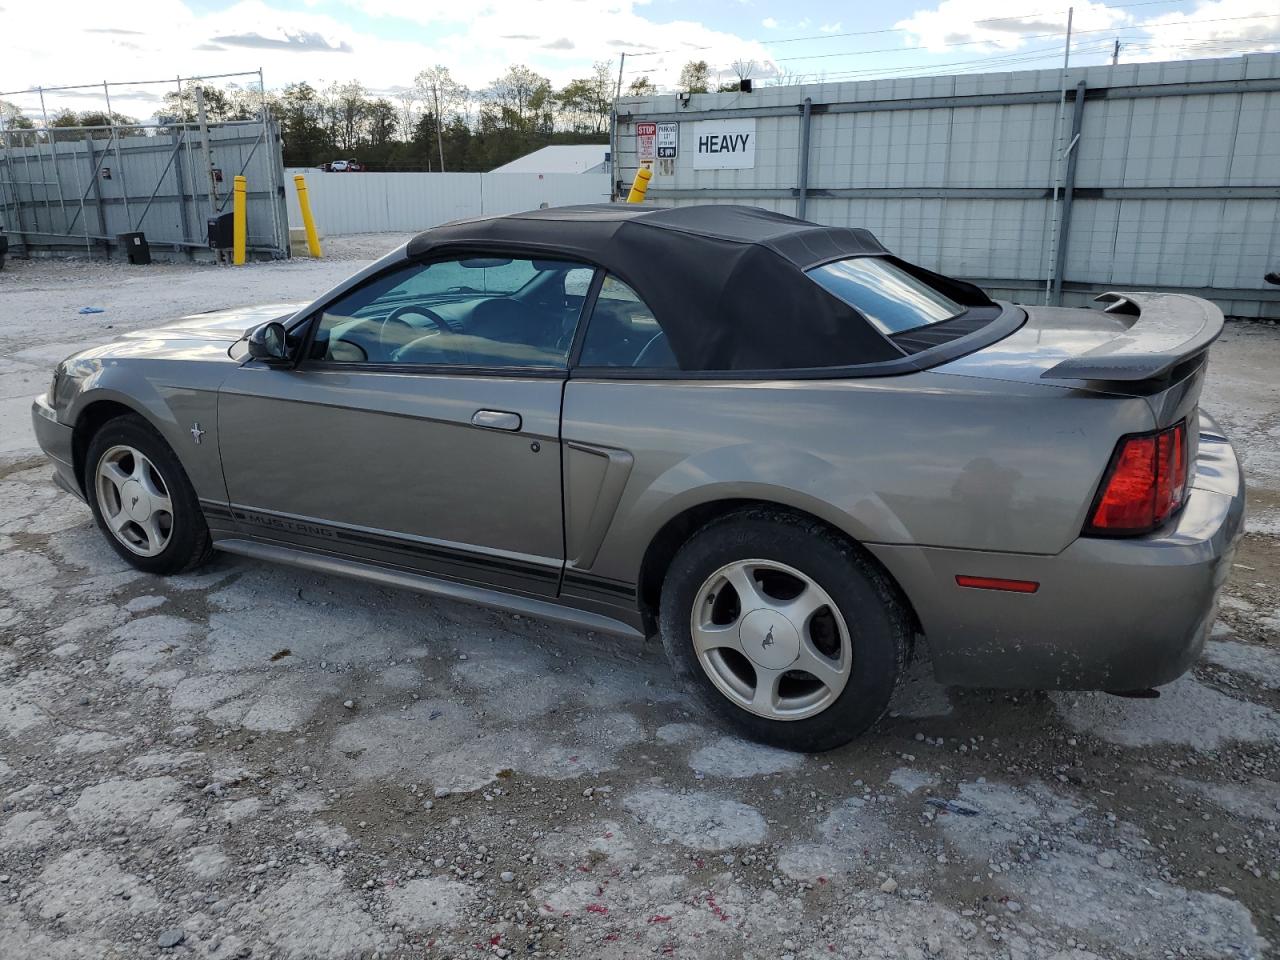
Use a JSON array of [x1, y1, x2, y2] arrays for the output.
[[0, 60, 739, 172]]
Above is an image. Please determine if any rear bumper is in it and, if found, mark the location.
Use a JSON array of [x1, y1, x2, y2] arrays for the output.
[[869, 411, 1244, 690], [32, 394, 83, 501]]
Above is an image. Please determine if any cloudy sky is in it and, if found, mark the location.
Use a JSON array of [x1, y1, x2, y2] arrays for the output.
[[1, 0, 1277, 118]]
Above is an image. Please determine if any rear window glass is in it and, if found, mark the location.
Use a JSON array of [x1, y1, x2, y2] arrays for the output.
[[807, 257, 964, 335]]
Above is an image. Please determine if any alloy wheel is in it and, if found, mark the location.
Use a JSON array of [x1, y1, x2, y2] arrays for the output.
[[94, 444, 174, 557], [690, 559, 852, 721]]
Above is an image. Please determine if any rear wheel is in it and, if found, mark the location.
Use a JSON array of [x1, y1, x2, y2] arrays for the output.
[[659, 510, 908, 752], [85, 415, 213, 575]]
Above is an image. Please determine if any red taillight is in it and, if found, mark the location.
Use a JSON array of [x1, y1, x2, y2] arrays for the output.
[[1086, 420, 1189, 535]]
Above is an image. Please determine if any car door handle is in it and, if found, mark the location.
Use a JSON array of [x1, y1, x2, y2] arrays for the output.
[[471, 409, 522, 431]]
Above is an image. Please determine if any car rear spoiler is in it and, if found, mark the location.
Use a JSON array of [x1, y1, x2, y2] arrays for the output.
[[1040, 292, 1224, 382]]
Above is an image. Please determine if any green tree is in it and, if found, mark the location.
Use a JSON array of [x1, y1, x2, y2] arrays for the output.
[[325, 81, 370, 153], [487, 64, 553, 134], [366, 98, 398, 148], [48, 109, 143, 140], [626, 76, 655, 96], [555, 78, 595, 133], [678, 60, 711, 94], [414, 65, 467, 172], [277, 82, 330, 165], [0, 99, 34, 130]]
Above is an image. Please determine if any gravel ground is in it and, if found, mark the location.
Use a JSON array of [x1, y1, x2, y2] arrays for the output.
[[0, 240, 1277, 960]]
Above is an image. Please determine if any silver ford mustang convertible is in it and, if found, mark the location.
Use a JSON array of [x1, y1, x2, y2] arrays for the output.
[[31, 204, 1245, 751]]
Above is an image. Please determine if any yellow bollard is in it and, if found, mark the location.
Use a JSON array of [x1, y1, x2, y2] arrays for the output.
[[293, 174, 323, 258], [232, 175, 247, 266], [626, 166, 652, 204]]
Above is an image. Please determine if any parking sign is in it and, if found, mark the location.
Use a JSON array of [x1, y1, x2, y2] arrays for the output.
[[657, 122, 678, 159]]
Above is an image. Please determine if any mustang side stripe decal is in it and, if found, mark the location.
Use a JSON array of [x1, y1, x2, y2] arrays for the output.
[[562, 572, 637, 599], [223, 504, 560, 584], [201, 501, 638, 600]]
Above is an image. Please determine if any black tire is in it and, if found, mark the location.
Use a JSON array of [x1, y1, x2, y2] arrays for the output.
[[658, 509, 909, 752], [84, 414, 214, 575]]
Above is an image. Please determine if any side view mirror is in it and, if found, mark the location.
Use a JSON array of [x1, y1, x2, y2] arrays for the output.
[[247, 321, 289, 362]]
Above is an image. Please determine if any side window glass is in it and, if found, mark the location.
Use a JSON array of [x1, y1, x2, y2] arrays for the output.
[[308, 256, 589, 368], [578, 275, 677, 369]]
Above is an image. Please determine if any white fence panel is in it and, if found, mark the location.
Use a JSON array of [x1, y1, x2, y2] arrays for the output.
[[481, 173, 610, 217], [285, 170, 610, 235], [284, 171, 479, 234]]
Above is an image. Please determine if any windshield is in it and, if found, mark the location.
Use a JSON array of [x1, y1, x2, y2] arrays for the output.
[[807, 257, 964, 335]]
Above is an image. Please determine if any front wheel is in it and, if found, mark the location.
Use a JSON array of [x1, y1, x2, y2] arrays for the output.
[[659, 510, 909, 752], [85, 414, 213, 575]]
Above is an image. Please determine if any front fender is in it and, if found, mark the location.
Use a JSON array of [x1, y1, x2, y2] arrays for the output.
[[60, 352, 231, 505]]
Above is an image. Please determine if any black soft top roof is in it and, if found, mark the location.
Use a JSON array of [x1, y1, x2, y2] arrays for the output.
[[407, 204, 892, 269], [405, 204, 991, 371]]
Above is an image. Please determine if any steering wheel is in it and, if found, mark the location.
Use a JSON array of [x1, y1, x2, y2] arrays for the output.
[[379, 303, 454, 354]]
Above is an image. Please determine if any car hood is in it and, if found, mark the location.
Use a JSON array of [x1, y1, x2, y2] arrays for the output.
[[116, 302, 307, 346]]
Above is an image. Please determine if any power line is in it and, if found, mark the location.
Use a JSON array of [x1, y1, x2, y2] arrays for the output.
[[616, 7, 1269, 68], [791, 41, 1116, 83], [619, 32, 1239, 85], [773, 13, 1280, 64], [784, 33, 1276, 84], [759, 3, 1153, 46]]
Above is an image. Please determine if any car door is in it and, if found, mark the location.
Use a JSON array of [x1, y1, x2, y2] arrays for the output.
[[216, 253, 596, 598]]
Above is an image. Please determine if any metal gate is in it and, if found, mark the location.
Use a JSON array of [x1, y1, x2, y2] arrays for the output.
[[0, 75, 290, 261]]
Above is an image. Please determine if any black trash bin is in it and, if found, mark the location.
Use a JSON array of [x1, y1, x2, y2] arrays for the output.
[[207, 213, 234, 250], [118, 232, 151, 265]]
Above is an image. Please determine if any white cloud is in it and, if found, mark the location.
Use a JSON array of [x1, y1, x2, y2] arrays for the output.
[[1131, 0, 1280, 61], [892, 0, 1278, 63], [819, 22, 843, 34], [0, 0, 778, 116], [894, 0, 1128, 52], [762, 17, 779, 29]]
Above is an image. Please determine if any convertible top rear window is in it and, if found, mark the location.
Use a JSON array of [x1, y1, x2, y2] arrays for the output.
[[807, 258, 965, 335]]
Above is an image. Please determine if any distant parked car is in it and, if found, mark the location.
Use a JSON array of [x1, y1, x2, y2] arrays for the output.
[[326, 159, 363, 172], [31, 204, 1244, 752]]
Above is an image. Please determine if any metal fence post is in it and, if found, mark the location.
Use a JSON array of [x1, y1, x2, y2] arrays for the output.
[[104, 81, 131, 232], [1, 125, 33, 254], [171, 129, 192, 256], [258, 68, 284, 257], [796, 97, 813, 220], [195, 86, 217, 222], [37, 87, 71, 239], [83, 132, 109, 252], [1051, 81, 1087, 307]]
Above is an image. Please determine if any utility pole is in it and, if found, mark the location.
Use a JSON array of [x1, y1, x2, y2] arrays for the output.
[[611, 52, 627, 202], [1043, 5, 1074, 304], [1112, 38, 1121, 65], [1063, 7, 1074, 75]]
